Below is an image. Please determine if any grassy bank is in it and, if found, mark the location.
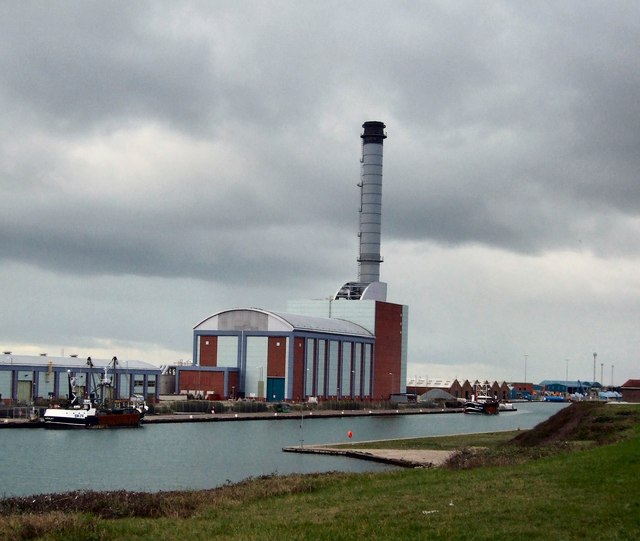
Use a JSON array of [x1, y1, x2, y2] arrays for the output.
[[2, 403, 639, 540], [333, 429, 519, 450]]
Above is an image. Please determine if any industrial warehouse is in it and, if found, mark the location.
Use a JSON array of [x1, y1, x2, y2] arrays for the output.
[[0, 353, 160, 404]]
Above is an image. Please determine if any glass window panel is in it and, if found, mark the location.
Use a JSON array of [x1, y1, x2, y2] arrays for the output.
[[328, 341, 338, 396], [354, 343, 362, 397], [0, 370, 11, 399], [245, 336, 267, 399], [38, 371, 55, 399], [317, 341, 326, 397], [363, 344, 371, 396], [119, 373, 130, 399], [133, 374, 145, 394], [341, 342, 352, 397], [217, 336, 239, 368], [305, 339, 314, 397], [18, 371, 33, 382]]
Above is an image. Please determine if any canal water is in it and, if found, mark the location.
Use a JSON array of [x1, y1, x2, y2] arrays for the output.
[[0, 402, 566, 498]]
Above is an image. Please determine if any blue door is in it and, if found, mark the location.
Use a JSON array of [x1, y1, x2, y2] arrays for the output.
[[266, 378, 285, 402]]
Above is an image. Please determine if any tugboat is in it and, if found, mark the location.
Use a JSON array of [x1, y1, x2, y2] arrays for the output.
[[43, 357, 148, 428], [463, 382, 500, 415]]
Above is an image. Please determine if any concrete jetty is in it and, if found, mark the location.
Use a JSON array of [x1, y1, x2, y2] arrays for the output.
[[282, 444, 454, 468]]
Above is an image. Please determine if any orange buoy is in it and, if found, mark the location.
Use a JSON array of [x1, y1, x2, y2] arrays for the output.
[[347, 430, 353, 439]]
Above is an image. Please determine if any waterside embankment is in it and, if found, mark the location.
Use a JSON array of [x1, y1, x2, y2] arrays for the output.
[[0, 406, 462, 428]]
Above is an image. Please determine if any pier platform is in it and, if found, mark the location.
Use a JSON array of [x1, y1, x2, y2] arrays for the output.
[[282, 444, 454, 468]]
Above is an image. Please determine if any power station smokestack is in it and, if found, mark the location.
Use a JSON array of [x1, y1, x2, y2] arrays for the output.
[[357, 121, 386, 284]]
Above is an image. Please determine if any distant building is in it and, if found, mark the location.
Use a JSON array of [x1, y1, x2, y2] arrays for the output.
[[406, 378, 509, 401], [511, 382, 534, 398], [0, 353, 160, 405], [540, 380, 600, 396], [407, 377, 461, 398], [620, 380, 640, 402]]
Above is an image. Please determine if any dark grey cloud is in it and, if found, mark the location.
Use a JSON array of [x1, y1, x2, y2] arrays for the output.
[[376, 1, 640, 255], [1, 1, 638, 382], [2, 1, 638, 266], [0, 2, 218, 135]]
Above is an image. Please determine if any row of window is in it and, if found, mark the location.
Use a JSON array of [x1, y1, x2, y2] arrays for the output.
[[304, 338, 373, 398], [0, 369, 157, 403], [197, 335, 375, 400]]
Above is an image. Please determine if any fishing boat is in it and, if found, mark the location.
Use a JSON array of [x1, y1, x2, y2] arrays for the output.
[[43, 357, 148, 428], [463, 382, 500, 415]]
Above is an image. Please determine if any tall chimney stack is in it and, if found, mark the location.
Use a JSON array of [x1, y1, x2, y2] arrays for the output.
[[357, 121, 386, 283]]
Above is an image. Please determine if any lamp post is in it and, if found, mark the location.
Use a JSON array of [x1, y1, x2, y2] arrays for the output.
[[600, 363, 604, 386], [611, 364, 614, 387], [592, 353, 597, 384], [388, 372, 394, 398]]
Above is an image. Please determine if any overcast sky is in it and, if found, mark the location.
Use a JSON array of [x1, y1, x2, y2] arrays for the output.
[[1, 1, 638, 386]]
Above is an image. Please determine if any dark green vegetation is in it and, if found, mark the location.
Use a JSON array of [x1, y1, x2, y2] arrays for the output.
[[1, 402, 638, 540]]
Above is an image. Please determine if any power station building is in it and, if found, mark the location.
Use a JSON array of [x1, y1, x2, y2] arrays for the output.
[[176, 121, 409, 402]]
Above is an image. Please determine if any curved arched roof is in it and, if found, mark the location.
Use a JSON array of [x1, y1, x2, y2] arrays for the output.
[[194, 308, 373, 338], [270, 310, 373, 337]]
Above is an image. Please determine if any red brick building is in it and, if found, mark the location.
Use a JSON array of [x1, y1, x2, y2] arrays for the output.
[[621, 380, 640, 403]]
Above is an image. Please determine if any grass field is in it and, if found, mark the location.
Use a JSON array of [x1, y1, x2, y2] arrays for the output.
[[333, 429, 519, 450], [2, 403, 639, 541]]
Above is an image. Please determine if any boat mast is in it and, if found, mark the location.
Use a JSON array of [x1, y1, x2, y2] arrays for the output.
[[87, 357, 99, 405], [67, 370, 79, 407], [111, 356, 118, 404]]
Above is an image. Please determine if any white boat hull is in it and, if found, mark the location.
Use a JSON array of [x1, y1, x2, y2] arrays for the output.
[[43, 407, 143, 428]]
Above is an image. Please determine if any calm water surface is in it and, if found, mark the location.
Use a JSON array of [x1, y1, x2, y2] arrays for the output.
[[0, 402, 566, 497]]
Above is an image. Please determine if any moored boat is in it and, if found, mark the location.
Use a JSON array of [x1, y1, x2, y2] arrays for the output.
[[463, 382, 500, 415], [43, 357, 148, 428], [463, 399, 499, 415]]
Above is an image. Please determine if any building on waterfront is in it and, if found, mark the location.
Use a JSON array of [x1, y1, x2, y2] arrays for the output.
[[407, 377, 465, 399], [174, 121, 408, 402], [407, 377, 510, 402], [184, 308, 375, 401], [0, 352, 161, 405], [539, 380, 601, 397], [620, 380, 640, 402], [179, 299, 406, 402], [510, 381, 535, 399]]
